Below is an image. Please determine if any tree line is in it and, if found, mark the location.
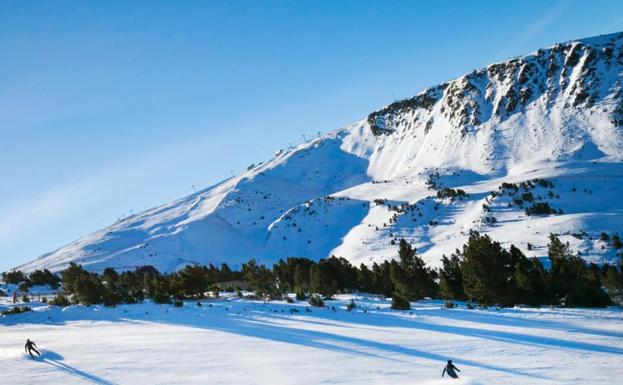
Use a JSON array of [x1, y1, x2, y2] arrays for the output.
[[2, 232, 622, 309]]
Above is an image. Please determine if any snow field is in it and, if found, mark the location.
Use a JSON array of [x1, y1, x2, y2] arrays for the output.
[[1, 295, 622, 385]]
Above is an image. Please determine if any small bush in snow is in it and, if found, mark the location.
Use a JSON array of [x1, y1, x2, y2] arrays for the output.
[[308, 294, 324, 307], [1, 306, 31, 316], [391, 293, 411, 310], [612, 235, 622, 249], [18, 282, 31, 293], [525, 202, 557, 216], [50, 293, 71, 307], [444, 300, 456, 308], [153, 293, 171, 304], [436, 188, 468, 200], [346, 299, 357, 311]]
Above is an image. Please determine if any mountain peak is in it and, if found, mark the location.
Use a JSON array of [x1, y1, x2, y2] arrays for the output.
[[16, 32, 623, 273]]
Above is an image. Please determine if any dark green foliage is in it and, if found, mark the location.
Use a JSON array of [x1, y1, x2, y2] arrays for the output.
[[172, 265, 210, 298], [521, 192, 534, 202], [18, 282, 31, 293], [525, 202, 557, 216], [308, 294, 324, 307], [28, 269, 60, 289], [513, 255, 549, 306], [390, 292, 411, 310], [273, 257, 313, 294], [389, 239, 437, 302], [242, 259, 276, 296], [1, 306, 31, 316], [295, 290, 307, 301], [346, 299, 357, 311], [153, 292, 172, 304], [209, 285, 220, 298], [102, 268, 119, 283], [602, 263, 623, 305], [612, 235, 622, 249], [309, 264, 324, 296], [436, 188, 468, 200], [50, 293, 71, 307], [42, 231, 617, 309], [61, 263, 107, 306], [372, 261, 394, 297], [356, 263, 375, 293], [459, 231, 516, 306], [439, 254, 465, 300], [2, 270, 26, 284], [444, 299, 456, 308], [548, 234, 611, 307]]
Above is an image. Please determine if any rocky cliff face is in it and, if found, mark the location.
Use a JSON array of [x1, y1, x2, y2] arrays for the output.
[[17, 32, 623, 273]]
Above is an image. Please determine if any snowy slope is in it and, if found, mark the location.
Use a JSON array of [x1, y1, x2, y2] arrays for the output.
[[1, 296, 622, 385], [17, 32, 623, 273]]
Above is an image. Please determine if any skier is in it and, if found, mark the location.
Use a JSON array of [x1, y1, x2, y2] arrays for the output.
[[442, 360, 460, 379], [25, 339, 40, 359]]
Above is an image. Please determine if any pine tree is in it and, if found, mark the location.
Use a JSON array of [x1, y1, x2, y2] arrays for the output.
[[242, 259, 275, 296], [548, 234, 610, 307], [459, 231, 514, 306], [102, 267, 119, 284], [309, 264, 323, 294], [439, 253, 465, 300], [390, 291, 411, 310], [356, 263, 374, 293], [394, 239, 437, 299]]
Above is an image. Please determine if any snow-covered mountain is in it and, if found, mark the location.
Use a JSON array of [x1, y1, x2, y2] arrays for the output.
[[18, 32, 623, 273]]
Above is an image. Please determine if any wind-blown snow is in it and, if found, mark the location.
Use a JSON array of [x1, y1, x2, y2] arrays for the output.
[[16, 32, 623, 273]]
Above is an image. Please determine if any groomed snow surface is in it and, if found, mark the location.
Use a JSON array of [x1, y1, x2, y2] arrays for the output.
[[1, 295, 622, 385]]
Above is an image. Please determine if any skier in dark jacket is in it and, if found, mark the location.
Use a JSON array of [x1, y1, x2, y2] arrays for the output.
[[25, 339, 40, 358], [442, 360, 460, 379]]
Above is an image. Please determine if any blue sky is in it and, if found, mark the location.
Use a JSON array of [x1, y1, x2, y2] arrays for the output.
[[1, 0, 622, 272]]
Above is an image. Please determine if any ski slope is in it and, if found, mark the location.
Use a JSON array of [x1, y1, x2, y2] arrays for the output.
[[1, 296, 622, 385]]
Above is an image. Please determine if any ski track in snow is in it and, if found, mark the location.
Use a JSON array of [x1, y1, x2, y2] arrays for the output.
[[1, 295, 622, 385]]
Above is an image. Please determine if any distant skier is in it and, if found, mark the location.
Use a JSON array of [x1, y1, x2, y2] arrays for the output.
[[25, 339, 40, 359], [442, 360, 460, 379]]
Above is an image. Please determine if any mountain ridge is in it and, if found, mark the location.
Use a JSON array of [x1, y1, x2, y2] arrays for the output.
[[17, 32, 623, 273]]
